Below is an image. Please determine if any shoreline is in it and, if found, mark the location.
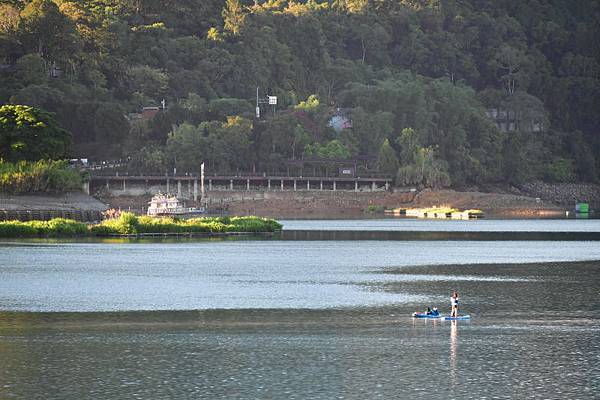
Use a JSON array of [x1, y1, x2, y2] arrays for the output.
[[96, 185, 592, 219], [2, 182, 599, 221]]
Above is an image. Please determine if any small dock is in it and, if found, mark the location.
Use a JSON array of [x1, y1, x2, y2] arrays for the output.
[[385, 207, 484, 219]]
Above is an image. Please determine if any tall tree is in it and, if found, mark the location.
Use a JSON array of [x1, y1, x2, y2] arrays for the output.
[[222, 0, 245, 35], [0, 104, 71, 162], [377, 138, 399, 176]]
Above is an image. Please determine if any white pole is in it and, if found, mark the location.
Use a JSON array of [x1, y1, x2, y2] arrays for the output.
[[256, 87, 260, 119], [201, 162, 205, 201]]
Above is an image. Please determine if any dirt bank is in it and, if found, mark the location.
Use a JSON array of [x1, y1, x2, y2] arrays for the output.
[[97, 186, 572, 218], [12, 182, 591, 219], [227, 189, 567, 218], [0, 192, 108, 212]]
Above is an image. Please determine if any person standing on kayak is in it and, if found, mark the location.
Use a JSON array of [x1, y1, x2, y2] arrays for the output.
[[450, 291, 459, 317]]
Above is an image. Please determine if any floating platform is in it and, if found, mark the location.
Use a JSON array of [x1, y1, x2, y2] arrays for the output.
[[385, 207, 483, 219]]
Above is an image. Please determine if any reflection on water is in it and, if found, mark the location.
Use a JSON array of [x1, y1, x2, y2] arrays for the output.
[[450, 321, 458, 387], [0, 260, 599, 399]]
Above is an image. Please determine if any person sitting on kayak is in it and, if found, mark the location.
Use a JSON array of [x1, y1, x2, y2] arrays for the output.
[[431, 307, 440, 316], [426, 307, 433, 315], [450, 291, 459, 317]]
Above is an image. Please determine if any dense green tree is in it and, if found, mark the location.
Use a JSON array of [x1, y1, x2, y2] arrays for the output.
[[0, 0, 597, 184], [305, 139, 351, 159], [128, 145, 167, 174], [15, 53, 47, 85], [127, 65, 168, 99], [376, 138, 399, 176], [166, 122, 209, 173], [19, 0, 80, 60], [207, 98, 253, 120], [0, 104, 71, 161]]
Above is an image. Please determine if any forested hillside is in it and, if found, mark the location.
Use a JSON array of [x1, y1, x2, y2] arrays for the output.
[[1, 0, 599, 187]]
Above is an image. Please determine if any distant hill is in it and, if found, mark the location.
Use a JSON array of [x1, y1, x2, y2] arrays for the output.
[[1, 0, 599, 186]]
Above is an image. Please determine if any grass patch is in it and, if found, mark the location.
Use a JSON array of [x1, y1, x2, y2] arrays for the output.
[[0, 213, 282, 238], [0, 218, 88, 237], [365, 205, 385, 213], [89, 213, 282, 236]]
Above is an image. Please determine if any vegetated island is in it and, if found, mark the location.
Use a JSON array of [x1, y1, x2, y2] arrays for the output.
[[0, 213, 282, 238]]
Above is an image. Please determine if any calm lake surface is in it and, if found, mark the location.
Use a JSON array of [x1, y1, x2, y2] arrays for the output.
[[280, 217, 600, 231], [1, 219, 599, 399]]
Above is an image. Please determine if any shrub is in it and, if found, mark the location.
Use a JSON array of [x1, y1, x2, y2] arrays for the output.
[[46, 218, 88, 236], [89, 224, 119, 236], [0, 221, 38, 237], [0, 218, 87, 237], [0, 215, 281, 237], [365, 205, 385, 213], [229, 216, 282, 232], [93, 212, 139, 234], [138, 216, 186, 233], [0, 160, 83, 193]]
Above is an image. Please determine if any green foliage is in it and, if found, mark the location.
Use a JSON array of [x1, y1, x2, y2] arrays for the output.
[[544, 157, 576, 183], [0, 221, 38, 237], [376, 138, 398, 176], [0, 218, 87, 237], [394, 127, 450, 188], [92, 211, 139, 235], [0, 159, 82, 193], [166, 116, 253, 174], [0, 0, 598, 184], [365, 204, 385, 213], [89, 213, 281, 236], [227, 216, 283, 232], [128, 145, 167, 174], [127, 66, 168, 99], [207, 98, 253, 120], [304, 139, 351, 159], [15, 54, 47, 86], [0, 104, 71, 162], [222, 0, 246, 35], [294, 95, 320, 111]]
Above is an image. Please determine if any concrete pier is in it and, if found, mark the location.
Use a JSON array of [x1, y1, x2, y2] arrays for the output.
[[90, 174, 393, 196]]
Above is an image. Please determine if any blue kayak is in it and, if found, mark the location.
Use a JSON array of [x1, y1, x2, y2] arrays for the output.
[[441, 315, 471, 320], [412, 312, 442, 318]]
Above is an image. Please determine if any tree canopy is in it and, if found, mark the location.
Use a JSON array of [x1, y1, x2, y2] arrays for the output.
[[0, 104, 71, 161], [0, 0, 599, 185]]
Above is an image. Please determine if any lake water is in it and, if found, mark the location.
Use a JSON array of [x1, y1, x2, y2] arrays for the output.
[[280, 217, 600, 232], [1, 219, 599, 399]]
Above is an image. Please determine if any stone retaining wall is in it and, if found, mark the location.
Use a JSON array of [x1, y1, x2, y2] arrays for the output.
[[520, 182, 600, 206]]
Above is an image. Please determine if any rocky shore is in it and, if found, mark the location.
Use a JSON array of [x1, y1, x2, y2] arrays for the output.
[[518, 182, 600, 206]]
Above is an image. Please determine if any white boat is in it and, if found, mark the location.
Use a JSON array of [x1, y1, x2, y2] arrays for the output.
[[147, 193, 205, 216]]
